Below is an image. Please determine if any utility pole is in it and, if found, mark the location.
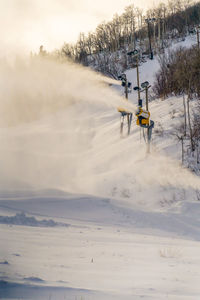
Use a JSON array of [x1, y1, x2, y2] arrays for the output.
[[153, 21, 156, 49], [141, 81, 152, 153], [145, 86, 148, 111], [158, 18, 161, 49], [141, 82, 151, 109], [121, 74, 128, 99], [125, 81, 128, 99], [162, 18, 165, 49], [118, 73, 132, 136], [127, 49, 140, 103], [196, 26, 200, 49], [145, 18, 156, 59], [145, 19, 153, 59], [136, 54, 140, 100], [121, 74, 131, 100], [123, 75, 131, 135]]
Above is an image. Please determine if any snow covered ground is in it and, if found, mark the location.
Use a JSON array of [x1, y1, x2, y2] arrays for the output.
[[1, 34, 200, 299]]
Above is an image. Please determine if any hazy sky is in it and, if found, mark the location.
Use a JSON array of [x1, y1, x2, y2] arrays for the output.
[[0, 0, 161, 56]]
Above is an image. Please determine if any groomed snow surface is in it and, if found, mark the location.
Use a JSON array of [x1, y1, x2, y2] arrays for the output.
[[1, 35, 200, 299]]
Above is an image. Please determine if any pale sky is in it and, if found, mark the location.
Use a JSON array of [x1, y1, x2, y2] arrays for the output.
[[0, 0, 161, 56]]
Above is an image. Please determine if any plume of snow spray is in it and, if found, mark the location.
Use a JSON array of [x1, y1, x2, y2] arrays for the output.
[[0, 56, 199, 209], [0, 57, 134, 126]]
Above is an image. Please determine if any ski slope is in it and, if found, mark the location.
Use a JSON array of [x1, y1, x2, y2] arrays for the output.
[[0, 35, 200, 300]]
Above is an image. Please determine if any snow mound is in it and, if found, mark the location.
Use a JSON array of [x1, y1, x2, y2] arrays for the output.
[[23, 277, 45, 283], [0, 280, 103, 300], [0, 212, 69, 228], [0, 261, 9, 265]]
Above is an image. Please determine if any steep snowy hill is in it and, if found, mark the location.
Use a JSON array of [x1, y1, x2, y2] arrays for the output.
[[0, 35, 200, 299]]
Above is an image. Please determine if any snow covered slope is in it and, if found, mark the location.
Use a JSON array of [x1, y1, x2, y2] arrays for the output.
[[0, 35, 200, 299]]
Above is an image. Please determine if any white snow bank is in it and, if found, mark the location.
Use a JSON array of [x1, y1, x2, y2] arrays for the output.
[[1, 191, 200, 240], [0, 280, 104, 300], [0, 212, 69, 227]]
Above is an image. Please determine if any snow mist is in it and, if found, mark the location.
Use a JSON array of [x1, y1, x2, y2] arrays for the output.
[[0, 57, 134, 190], [0, 56, 199, 209], [0, 57, 133, 127]]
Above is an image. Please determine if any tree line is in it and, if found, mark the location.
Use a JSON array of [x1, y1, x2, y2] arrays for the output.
[[57, 0, 200, 71], [38, 0, 200, 78]]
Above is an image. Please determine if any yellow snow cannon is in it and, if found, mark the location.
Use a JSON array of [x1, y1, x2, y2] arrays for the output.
[[135, 107, 150, 128]]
